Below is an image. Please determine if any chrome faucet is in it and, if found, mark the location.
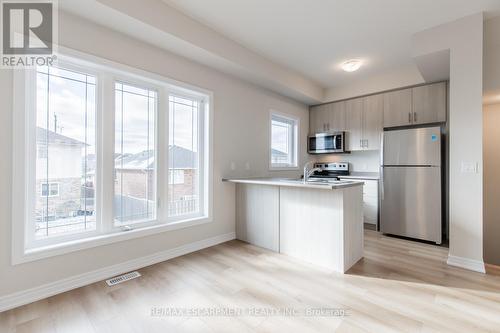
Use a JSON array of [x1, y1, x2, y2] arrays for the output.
[[303, 161, 322, 183]]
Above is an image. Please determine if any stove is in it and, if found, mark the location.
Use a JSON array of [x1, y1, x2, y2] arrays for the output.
[[309, 162, 350, 179]]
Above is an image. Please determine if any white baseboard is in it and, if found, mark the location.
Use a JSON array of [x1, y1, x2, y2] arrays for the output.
[[0, 232, 235, 313], [447, 255, 486, 273]]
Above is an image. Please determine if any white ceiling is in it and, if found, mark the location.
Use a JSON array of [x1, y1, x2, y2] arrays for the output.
[[163, 0, 500, 88]]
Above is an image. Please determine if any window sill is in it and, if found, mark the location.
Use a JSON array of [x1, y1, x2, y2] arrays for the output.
[[13, 216, 212, 265]]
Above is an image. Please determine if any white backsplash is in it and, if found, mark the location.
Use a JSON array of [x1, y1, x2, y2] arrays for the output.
[[314, 150, 381, 172]]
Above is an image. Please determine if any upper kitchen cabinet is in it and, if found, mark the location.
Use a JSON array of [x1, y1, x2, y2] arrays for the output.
[[383, 82, 447, 128], [362, 94, 384, 150], [345, 95, 383, 151], [345, 98, 364, 151], [309, 101, 345, 134], [309, 104, 328, 134], [412, 82, 447, 125], [383, 88, 412, 128], [328, 101, 346, 132]]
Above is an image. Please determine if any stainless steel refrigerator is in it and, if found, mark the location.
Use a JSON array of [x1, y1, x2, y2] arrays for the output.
[[380, 126, 442, 244]]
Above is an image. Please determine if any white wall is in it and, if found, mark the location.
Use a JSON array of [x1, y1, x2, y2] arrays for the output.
[[412, 13, 484, 270], [0, 11, 309, 298], [315, 151, 381, 173]]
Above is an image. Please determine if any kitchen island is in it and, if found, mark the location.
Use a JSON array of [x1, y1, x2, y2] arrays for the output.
[[223, 178, 364, 273]]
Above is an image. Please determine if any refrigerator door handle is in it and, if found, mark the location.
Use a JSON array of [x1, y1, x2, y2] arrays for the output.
[[380, 166, 384, 201], [379, 132, 384, 201]]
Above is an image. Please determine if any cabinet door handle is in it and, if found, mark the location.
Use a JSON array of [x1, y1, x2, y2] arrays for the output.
[[365, 139, 368, 148], [413, 112, 417, 123], [408, 112, 412, 123]]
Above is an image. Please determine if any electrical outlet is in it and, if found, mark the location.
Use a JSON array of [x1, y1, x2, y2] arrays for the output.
[[461, 161, 478, 174], [230, 162, 236, 170], [245, 162, 251, 170]]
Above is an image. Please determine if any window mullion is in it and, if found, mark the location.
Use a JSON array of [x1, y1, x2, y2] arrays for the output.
[[157, 89, 169, 222], [99, 74, 115, 233]]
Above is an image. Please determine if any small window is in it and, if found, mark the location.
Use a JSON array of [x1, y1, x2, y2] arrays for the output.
[[270, 112, 299, 169], [41, 183, 59, 197]]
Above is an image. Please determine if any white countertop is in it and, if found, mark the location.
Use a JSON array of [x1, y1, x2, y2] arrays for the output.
[[222, 177, 364, 190]]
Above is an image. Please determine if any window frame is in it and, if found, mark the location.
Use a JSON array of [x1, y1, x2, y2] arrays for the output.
[[269, 110, 300, 170], [12, 47, 213, 264]]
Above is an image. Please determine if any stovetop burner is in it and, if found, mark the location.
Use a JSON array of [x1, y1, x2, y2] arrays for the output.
[[311, 162, 350, 178]]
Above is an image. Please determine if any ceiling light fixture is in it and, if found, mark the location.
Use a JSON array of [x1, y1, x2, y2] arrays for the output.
[[341, 59, 363, 72]]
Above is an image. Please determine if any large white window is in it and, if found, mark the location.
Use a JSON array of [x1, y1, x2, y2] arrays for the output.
[[270, 112, 299, 169], [168, 95, 205, 219], [13, 50, 212, 263], [35, 65, 97, 239], [114, 82, 157, 225]]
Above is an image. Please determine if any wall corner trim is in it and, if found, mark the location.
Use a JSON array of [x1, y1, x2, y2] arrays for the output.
[[0, 232, 236, 312], [447, 255, 486, 273]]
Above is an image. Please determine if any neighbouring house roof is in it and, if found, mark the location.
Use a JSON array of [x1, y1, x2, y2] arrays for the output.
[[271, 148, 287, 157], [115, 145, 197, 170], [36, 127, 86, 146]]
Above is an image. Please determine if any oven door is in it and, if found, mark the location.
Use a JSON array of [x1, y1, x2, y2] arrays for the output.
[[308, 132, 344, 154]]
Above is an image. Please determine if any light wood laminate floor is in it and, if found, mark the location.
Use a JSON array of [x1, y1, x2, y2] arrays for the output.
[[1, 230, 500, 333]]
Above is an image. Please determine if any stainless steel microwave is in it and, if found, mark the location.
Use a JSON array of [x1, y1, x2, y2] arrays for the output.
[[308, 132, 346, 154]]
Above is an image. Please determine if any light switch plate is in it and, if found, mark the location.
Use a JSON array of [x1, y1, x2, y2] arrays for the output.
[[461, 161, 478, 174]]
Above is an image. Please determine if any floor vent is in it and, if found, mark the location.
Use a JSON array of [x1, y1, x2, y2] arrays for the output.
[[106, 271, 141, 286]]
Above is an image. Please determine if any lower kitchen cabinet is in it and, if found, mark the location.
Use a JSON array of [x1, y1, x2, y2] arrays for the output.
[[362, 180, 379, 226], [340, 177, 379, 226]]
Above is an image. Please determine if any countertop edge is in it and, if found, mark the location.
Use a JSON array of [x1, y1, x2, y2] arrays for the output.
[[222, 178, 364, 190]]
